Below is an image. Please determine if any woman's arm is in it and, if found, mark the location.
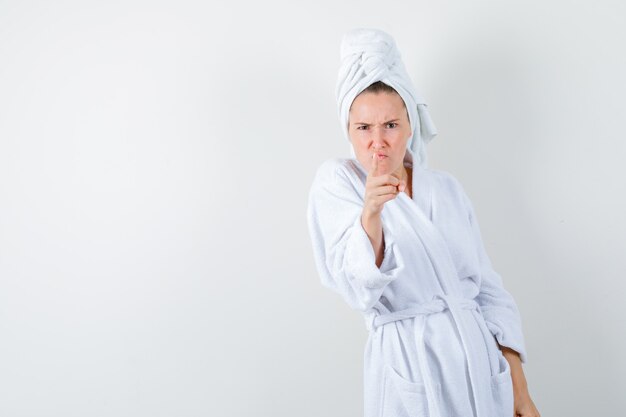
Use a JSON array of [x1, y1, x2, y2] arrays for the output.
[[361, 210, 384, 268], [450, 174, 540, 415], [499, 345, 541, 417], [452, 174, 528, 362], [307, 159, 405, 312], [500, 345, 528, 395]]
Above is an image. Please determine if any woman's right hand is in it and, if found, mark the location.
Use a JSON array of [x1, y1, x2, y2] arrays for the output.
[[363, 153, 407, 217]]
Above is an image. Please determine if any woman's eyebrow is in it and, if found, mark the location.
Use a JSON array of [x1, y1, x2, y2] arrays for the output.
[[353, 118, 401, 125]]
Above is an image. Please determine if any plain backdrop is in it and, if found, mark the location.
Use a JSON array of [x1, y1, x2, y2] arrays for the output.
[[1, 1, 625, 416]]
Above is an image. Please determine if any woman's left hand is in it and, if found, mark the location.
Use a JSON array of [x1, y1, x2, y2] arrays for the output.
[[499, 344, 541, 417], [513, 386, 540, 417]]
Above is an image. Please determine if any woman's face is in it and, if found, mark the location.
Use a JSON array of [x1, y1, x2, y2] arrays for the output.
[[348, 90, 411, 175]]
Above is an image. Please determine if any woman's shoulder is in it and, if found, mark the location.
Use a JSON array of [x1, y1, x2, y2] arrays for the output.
[[312, 157, 362, 185], [309, 158, 367, 203], [423, 167, 471, 207], [425, 167, 464, 189]]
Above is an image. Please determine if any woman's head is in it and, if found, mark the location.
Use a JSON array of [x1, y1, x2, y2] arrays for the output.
[[336, 28, 438, 168], [348, 81, 411, 175]]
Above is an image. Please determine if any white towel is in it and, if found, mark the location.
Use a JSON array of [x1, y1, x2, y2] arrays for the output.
[[336, 28, 438, 168]]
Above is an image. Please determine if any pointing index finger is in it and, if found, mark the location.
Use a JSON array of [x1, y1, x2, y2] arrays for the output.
[[370, 153, 379, 177]]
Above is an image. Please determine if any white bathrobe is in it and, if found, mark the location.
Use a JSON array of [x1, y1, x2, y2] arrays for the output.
[[306, 154, 527, 417]]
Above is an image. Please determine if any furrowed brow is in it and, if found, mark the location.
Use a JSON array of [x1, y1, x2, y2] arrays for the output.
[[353, 118, 400, 125]]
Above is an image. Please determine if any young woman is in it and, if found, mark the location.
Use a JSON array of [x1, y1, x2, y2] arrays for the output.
[[307, 28, 539, 417]]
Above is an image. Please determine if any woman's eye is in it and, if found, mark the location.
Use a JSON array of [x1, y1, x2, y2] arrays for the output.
[[357, 126, 368, 130], [386, 122, 397, 128]]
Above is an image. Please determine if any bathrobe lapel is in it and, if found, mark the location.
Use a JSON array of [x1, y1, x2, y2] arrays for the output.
[[392, 166, 463, 297]]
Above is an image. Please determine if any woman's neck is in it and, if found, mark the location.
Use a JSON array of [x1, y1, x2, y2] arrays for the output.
[[405, 166, 413, 198]]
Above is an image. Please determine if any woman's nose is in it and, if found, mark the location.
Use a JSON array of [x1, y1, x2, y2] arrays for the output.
[[371, 127, 386, 147]]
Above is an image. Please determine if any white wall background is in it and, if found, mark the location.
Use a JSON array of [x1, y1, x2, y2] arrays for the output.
[[1, 1, 624, 416]]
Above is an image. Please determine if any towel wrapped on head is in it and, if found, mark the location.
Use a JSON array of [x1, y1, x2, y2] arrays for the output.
[[335, 28, 438, 168]]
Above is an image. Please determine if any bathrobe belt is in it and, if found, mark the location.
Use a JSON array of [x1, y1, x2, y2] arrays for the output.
[[367, 294, 485, 417]]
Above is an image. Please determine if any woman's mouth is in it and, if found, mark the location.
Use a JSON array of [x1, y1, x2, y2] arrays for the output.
[[375, 153, 387, 160]]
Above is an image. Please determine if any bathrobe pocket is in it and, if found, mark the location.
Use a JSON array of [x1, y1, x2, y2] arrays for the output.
[[380, 363, 432, 417], [490, 352, 514, 416]]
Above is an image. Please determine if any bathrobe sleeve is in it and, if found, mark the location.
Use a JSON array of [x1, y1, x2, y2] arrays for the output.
[[306, 159, 405, 312], [457, 181, 529, 364]]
